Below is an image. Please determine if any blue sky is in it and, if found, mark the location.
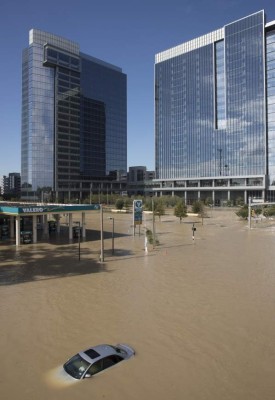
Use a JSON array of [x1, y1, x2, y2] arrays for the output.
[[0, 0, 275, 177]]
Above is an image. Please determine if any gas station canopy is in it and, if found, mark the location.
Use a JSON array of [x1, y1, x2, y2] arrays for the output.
[[0, 203, 100, 215], [0, 202, 100, 246]]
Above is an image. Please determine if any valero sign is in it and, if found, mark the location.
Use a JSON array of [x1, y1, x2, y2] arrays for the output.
[[22, 207, 44, 213]]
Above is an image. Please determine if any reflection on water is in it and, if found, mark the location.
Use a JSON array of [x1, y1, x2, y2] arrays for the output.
[[44, 366, 78, 389], [1, 210, 275, 400]]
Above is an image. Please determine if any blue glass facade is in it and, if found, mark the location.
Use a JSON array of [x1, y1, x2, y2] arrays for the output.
[[266, 29, 275, 187], [155, 11, 275, 203], [80, 55, 127, 178], [21, 29, 127, 200], [21, 42, 55, 192]]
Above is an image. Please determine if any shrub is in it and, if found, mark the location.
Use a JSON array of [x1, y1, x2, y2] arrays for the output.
[[115, 198, 124, 210], [146, 229, 153, 244], [236, 205, 248, 219], [205, 197, 213, 206], [254, 208, 262, 216], [192, 200, 204, 214], [263, 206, 275, 217], [236, 197, 244, 207], [145, 229, 159, 246]]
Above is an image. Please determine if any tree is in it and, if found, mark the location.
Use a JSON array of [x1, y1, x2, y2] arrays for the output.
[[144, 198, 153, 211], [192, 200, 204, 214], [174, 201, 187, 223], [115, 198, 124, 210], [192, 200, 207, 224], [154, 199, 165, 220], [124, 197, 132, 210]]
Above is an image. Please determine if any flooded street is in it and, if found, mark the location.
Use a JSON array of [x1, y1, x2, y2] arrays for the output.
[[1, 209, 275, 400]]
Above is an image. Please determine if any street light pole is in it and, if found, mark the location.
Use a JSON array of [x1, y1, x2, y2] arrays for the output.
[[100, 205, 104, 262], [248, 196, 252, 230], [74, 221, 81, 261], [109, 217, 114, 255], [152, 197, 156, 247]]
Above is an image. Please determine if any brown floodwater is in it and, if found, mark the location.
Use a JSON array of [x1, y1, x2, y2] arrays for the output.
[[1, 209, 275, 400]]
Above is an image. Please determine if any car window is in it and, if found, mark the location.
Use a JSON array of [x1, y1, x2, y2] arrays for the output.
[[85, 360, 103, 377], [111, 345, 127, 356], [102, 355, 123, 370], [64, 354, 90, 380], [84, 348, 100, 359]]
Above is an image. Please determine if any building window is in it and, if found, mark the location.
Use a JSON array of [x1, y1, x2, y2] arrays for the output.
[[215, 40, 226, 130]]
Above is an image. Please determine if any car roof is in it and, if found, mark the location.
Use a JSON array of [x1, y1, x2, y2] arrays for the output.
[[79, 344, 117, 363]]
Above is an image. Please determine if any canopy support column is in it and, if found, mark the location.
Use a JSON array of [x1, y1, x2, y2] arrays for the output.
[[15, 216, 20, 246]]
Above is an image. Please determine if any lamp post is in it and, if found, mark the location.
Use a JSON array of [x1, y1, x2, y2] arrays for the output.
[[74, 221, 81, 261], [100, 205, 104, 262], [98, 184, 101, 204], [152, 197, 156, 247], [248, 196, 252, 230], [108, 217, 115, 255], [89, 183, 92, 204]]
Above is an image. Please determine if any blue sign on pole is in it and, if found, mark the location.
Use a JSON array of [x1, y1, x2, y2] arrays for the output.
[[133, 200, 143, 226]]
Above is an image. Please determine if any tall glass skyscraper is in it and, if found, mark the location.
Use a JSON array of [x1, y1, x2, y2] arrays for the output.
[[21, 29, 127, 201], [155, 10, 275, 204]]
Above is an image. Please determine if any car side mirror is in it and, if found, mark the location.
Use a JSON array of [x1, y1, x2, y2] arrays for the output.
[[85, 374, 91, 378]]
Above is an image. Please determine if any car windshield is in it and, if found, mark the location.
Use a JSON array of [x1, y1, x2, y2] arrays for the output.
[[64, 354, 90, 379]]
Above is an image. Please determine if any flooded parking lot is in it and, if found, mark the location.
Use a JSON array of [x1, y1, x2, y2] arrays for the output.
[[1, 209, 275, 400]]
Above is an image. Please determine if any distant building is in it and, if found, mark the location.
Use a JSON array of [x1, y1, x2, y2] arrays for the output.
[[127, 166, 155, 196], [128, 166, 147, 183], [155, 10, 275, 204], [21, 29, 127, 202], [0, 176, 4, 196], [0, 173, 21, 198]]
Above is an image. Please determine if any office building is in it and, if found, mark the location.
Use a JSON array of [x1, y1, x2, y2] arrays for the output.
[[127, 166, 155, 196], [154, 10, 275, 204], [21, 29, 127, 201], [0, 173, 21, 198]]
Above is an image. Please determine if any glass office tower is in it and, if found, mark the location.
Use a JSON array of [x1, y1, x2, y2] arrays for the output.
[[155, 10, 275, 204], [21, 29, 127, 201]]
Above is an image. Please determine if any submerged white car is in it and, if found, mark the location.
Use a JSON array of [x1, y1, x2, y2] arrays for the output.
[[62, 344, 135, 380]]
